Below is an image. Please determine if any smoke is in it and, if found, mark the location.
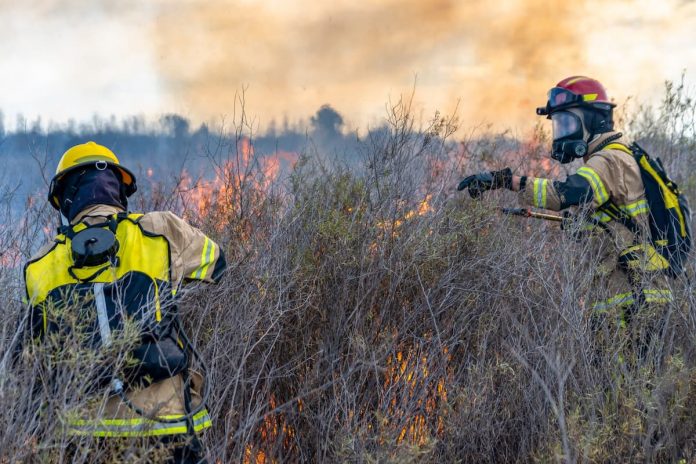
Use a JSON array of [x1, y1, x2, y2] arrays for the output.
[[151, 0, 600, 131], [3, 0, 693, 131], [450, 0, 590, 127]]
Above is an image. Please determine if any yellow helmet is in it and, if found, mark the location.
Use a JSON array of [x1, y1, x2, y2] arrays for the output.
[[48, 141, 137, 210]]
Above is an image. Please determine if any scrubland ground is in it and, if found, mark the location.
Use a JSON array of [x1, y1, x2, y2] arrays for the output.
[[1, 81, 696, 463]]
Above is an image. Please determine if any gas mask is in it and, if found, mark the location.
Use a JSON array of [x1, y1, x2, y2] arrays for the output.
[[551, 110, 588, 164]]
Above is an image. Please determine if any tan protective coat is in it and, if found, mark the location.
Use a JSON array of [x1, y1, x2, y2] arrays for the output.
[[518, 132, 670, 310]]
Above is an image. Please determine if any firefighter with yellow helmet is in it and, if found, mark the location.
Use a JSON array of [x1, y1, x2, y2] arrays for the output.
[[22, 141, 226, 462], [457, 76, 685, 355]]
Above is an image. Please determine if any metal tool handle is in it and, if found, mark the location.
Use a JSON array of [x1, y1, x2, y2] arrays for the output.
[[500, 207, 564, 222]]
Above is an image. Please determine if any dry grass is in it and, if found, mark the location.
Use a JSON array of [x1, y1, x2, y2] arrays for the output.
[[1, 83, 696, 463]]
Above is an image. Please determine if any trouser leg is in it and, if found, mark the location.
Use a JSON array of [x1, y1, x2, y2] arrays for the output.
[[165, 435, 206, 464]]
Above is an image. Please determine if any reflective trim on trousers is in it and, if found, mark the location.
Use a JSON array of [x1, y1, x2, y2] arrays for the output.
[[642, 289, 673, 304], [591, 211, 612, 223], [592, 289, 674, 312], [67, 409, 212, 437]]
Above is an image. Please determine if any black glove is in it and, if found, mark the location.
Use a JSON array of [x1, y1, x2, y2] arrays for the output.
[[457, 168, 513, 198]]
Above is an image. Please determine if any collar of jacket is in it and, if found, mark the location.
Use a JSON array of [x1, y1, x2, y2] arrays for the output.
[[585, 131, 628, 159], [71, 204, 126, 225]]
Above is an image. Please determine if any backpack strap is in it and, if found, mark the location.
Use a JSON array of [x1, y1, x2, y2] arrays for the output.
[[602, 142, 633, 156], [595, 141, 646, 239]]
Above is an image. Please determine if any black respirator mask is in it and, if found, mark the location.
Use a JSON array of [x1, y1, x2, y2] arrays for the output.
[[58, 166, 128, 222], [550, 111, 588, 164]]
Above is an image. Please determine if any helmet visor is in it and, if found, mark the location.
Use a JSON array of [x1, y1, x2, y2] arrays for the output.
[[551, 111, 581, 140], [547, 87, 583, 111]]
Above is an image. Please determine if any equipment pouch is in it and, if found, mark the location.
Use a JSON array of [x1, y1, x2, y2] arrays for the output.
[[618, 243, 670, 275], [126, 336, 188, 386]]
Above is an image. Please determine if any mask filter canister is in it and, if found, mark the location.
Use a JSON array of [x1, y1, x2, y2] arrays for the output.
[[71, 227, 120, 268]]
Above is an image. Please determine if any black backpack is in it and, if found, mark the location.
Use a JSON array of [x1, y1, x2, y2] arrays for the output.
[[605, 142, 693, 276]]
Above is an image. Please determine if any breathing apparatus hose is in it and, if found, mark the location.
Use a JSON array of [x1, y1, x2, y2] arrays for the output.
[[110, 328, 211, 425]]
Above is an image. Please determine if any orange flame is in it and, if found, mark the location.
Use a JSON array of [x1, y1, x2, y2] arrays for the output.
[[383, 345, 451, 446], [175, 138, 298, 228], [243, 394, 297, 464]]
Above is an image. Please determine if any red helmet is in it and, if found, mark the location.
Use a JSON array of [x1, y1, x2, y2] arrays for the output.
[[537, 76, 615, 116]]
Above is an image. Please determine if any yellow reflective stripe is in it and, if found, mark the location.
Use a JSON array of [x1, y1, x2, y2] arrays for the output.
[[69, 420, 213, 438], [642, 288, 673, 303], [592, 292, 634, 312], [69, 409, 210, 427], [68, 410, 212, 437], [533, 178, 548, 208], [197, 237, 210, 278], [619, 199, 649, 217], [199, 241, 216, 280], [576, 167, 608, 205], [591, 211, 612, 223], [154, 282, 161, 322], [190, 237, 211, 279], [593, 289, 673, 312], [638, 155, 687, 237], [583, 93, 598, 101], [72, 426, 185, 438]]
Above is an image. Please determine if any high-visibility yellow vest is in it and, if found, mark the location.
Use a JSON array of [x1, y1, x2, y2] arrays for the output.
[[25, 213, 172, 339], [24, 213, 211, 437]]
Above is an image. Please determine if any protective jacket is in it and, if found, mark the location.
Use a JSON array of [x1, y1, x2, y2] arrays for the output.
[[518, 131, 672, 313], [23, 204, 226, 437]]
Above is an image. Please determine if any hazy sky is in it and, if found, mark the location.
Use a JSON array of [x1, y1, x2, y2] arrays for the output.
[[1, 0, 695, 133]]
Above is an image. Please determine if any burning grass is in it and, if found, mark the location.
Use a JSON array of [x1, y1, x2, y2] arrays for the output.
[[2, 85, 696, 462]]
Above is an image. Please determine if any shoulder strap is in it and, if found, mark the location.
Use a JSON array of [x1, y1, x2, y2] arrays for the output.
[[603, 142, 633, 156], [113, 211, 144, 224], [58, 215, 120, 240]]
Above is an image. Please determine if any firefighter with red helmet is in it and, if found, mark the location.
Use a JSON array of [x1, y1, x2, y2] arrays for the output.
[[458, 76, 672, 340]]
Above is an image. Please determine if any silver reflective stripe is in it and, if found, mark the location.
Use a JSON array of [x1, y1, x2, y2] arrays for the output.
[[94, 283, 112, 347]]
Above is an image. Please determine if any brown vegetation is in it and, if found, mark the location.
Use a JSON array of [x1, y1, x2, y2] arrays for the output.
[[1, 82, 696, 463]]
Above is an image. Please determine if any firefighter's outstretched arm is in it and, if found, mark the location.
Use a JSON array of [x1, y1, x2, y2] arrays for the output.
[[458, 167, 597, 211], [513, 173, 595, 211]]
